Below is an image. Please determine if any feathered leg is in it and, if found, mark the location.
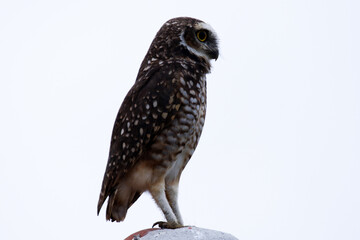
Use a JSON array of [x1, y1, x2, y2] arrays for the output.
[[150, 182, 183, 229], [165, 182, 184, 225]]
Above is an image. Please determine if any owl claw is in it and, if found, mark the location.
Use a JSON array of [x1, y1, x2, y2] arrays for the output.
[[152, 221, 184, 229]]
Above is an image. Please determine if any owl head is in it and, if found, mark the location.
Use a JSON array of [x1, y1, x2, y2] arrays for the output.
[[144, 17, 219, 70], [177, 17, 219, 62]]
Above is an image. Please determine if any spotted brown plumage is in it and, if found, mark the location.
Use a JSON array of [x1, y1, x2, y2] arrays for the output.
[[97, 17, 219, 229]]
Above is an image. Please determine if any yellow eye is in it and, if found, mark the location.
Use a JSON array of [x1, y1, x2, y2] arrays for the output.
[[196, 30, 207, 42]]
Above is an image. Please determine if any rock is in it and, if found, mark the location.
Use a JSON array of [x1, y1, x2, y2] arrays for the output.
[[125, 226, 238, 240]]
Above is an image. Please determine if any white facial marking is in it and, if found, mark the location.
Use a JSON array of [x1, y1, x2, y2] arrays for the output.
[[179, 22, 217, 62]]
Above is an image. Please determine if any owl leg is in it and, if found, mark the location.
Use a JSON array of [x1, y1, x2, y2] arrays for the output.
[[165, 182, 184, 225], [149, 183, 183, 229]]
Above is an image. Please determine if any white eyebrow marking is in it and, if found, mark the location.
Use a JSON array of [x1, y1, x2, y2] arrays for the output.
[[179, 22, 218, 62], [180, 33, 208, 60]]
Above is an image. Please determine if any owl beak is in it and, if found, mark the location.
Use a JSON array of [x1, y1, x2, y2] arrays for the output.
[[208, 49, 219, 61], [211, 49, 219, 61], [214, 51, 219, 61]]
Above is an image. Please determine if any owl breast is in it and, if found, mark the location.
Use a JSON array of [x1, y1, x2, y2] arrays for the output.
[[148, 72, 207, 180]]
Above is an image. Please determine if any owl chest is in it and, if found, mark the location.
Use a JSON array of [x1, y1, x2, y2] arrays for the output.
[[149, 78, 207, 165]]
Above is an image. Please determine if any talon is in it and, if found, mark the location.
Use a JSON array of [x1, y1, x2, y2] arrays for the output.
[[152, 221, 184, 229], [152, 221, 165, 228]]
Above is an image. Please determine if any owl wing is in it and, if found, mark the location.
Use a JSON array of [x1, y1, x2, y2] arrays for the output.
[[97, 65, 181, 213]]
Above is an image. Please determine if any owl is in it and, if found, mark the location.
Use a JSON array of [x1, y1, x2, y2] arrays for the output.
[[97, 17, 219, 229]]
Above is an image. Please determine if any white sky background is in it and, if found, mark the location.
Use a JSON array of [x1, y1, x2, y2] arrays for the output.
[[1, 0, 359, 239]]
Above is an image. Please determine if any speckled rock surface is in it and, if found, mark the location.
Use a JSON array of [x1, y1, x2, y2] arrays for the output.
[[127, 226, 238, 240]]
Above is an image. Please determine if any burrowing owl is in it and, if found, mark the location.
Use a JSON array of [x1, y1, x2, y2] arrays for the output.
[[97, 17, 219, 229]]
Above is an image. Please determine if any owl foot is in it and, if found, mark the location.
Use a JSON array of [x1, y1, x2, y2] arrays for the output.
[[152, 221, 184, 229]]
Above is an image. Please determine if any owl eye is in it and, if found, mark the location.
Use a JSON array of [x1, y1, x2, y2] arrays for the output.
[[196, 30, 207, 42]]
